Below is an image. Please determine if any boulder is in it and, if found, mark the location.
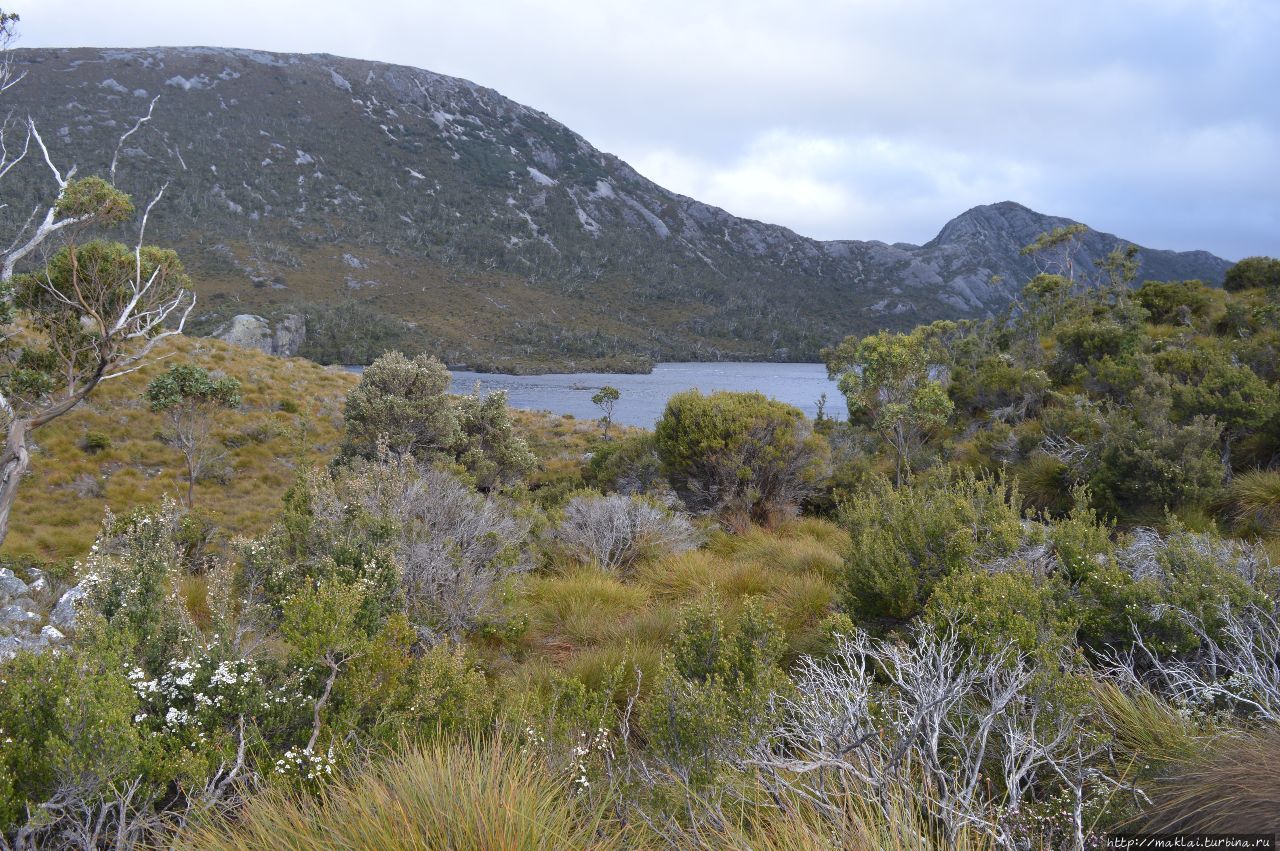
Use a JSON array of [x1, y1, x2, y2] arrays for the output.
[[213, 313, 306, 357], [50, 584, 87, 633], [0, 604, 40, 628], [27, 573, 49, 596], [0, 568, 28, 598]]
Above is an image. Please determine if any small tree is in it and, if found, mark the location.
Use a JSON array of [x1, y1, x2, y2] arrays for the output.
[[591, 385, 620, 436], [825, 330, 952, 485], [342, 351, 460, 461], [146, 363, 241, 507], [1020, 223, 1088, 282]]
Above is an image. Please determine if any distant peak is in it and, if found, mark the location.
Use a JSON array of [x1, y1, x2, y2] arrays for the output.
[[926, 201, 1076, 248]]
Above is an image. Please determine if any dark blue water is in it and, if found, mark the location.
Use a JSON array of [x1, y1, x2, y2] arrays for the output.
[[431, 362, 847, 427]]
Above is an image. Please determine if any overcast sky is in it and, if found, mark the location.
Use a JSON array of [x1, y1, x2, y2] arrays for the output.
[[15, 0, 1279, 259]]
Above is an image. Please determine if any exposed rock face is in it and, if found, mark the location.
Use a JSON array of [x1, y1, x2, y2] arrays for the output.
[[0, 569, 80, 662], [49, 584, 87, 634], [0, 47, 1233, 364], [213, 312, 306, 357]]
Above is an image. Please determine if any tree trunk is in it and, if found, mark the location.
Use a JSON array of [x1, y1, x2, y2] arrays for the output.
[[0, 418, 32, 546]]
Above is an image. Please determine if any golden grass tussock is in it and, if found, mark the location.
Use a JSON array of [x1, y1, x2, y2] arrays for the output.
[[521, 568, 651, 649], [176, 737, 629, 851], [1135, 727, 1280, 834], [672, 774, 995, 851], [1223, 468, 1280, 537]]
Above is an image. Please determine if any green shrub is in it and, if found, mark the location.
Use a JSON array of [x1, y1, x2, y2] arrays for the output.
[[840, 472, 1026, 624], [0, 635, 146, 833], [80, 430, 111, 454], [585, 432, 665, 496], [923, 567, 1070, 658], [1089, 400, 1225, 517], [1223, 255, 1280, 292], [642, 595, 789, 787], [654, 390, 827, 525], [342, 351, 533, 490]]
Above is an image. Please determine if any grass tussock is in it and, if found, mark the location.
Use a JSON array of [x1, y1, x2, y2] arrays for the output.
[[1223, 468, 1280, 537], [176, 738, 628, 851], [681, 778, 994, 851], [1135, 727, 1280, 834]]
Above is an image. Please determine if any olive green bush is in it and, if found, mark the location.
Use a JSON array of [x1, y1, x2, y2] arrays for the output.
[[654, 390, 827, 526]]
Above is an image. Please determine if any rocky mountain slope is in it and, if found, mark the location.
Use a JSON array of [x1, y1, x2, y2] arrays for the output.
[[1, 47, 1231, 369]]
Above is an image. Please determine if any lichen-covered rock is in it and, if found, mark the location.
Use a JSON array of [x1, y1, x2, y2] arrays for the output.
[[0, 568, 28, 598], [213, 313, 306, 357], [0, 604, 41, 628], [49, 584, 87, 633]]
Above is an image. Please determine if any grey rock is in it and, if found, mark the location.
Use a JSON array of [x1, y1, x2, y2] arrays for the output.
[[0, 635, 21, 662], [213, 313, 306, 357], [0, 568, 28, 598], [50, 584, 88, 632], [40, 625, 65, 643], [0, 605, 41, 627]]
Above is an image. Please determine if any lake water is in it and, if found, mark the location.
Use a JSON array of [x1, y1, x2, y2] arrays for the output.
[[368, 362, 847, 428]]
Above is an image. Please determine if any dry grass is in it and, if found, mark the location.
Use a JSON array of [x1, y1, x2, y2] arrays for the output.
[[678, 776, 995, 851], [3, 336, 607, 564], [1222, 468, 1280, 537], [517, 518, 846, 687], [4, 335, 357, 562], [176, 737, 629, 851], [1135, 727, 1280, 834]]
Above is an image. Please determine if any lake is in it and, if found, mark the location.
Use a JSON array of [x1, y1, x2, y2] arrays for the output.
[[350, 362, 848, 428]]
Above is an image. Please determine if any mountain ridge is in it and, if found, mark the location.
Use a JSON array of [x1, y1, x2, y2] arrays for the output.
[[0, 46, 1232, 370]]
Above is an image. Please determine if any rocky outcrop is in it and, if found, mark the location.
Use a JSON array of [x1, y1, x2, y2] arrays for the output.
[[213, 313, 306, 357], [0, 567, 79, 662]]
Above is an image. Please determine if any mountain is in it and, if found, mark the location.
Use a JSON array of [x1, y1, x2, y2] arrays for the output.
[[0, 47, 1232, 370]]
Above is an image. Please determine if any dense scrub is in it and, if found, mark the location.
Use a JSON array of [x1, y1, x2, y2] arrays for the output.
[[2, 253, 1279, 848]]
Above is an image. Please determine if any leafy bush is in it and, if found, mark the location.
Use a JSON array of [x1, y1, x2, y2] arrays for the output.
[[342, 351, 533, 490], [923, 566, 1070, 657], [840, 472, 1026, 624], [259, 455, 531, 643], [585, 432, 666, 497], [1223, 255, 1280, 292], [1136, 279, 1216, 326], [80, 431, 111, 454], [642, 595, 788, 787], [342, 351, 461, 461], [1089, 400, 1225, 516], [555, 492, 701, 573], [654, 390, 827, 526]]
